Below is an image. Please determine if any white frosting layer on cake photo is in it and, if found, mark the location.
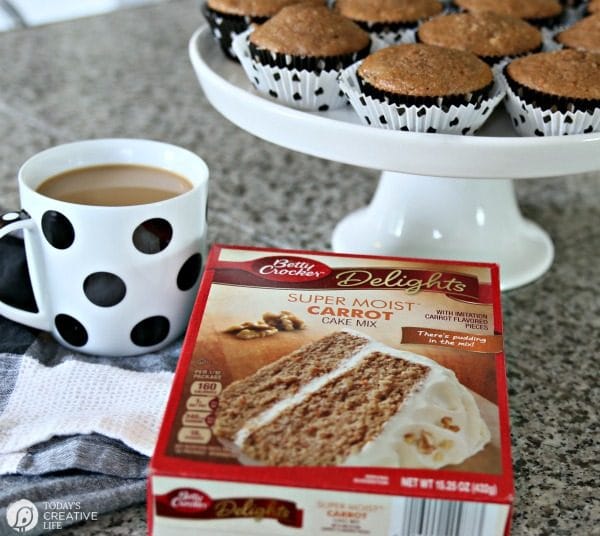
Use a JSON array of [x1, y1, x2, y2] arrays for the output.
[[339, 341, 491, 469], [215, 330, 492, 469]]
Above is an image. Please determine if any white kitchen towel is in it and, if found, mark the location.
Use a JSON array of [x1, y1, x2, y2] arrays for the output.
[[0, 337, 175, 475]]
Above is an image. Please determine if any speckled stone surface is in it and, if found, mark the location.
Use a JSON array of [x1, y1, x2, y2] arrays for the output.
[[0, 1, 598, 535]]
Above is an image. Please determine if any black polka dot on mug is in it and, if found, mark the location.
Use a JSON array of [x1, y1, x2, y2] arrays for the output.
[[83, 272, 126, 307], [177, 253, 202, 291], [132, 218, 172, 254], [130, 316, 170, 347], [42, 211, 75, 249], [55, 314, 88, 347]]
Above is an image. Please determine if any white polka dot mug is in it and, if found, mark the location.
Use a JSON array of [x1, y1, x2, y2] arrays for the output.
[[0, 139, 209, 356]]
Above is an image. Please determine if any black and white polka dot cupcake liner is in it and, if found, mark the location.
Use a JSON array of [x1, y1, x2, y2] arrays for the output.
[[232, 29, 374, 111], [356, 22, 418, 46], [353, 4, 457, 46], [202, 3, 266, 60], [338, 61, 504, 135], [560, 2, 588, 24], [541, 25, 565, 51], [496, 62, 600, 136]]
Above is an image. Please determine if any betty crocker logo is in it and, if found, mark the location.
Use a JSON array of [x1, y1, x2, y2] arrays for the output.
[[251, 256, 331, 283], [156, 489, 304, 527], [167, 489, 212, 513]]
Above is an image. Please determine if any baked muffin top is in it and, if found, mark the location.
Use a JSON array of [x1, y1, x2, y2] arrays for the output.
[[589, 0, 600, 14], [335, 0, 443, 24], [207, 0, 321, 17], [556, 15, 600, 53], [250, 4, 370, 56], [454, 0, 562, 21], [506, 49, 600, 100], [418, 12, 541, 58], [357, 43, 493, 96]]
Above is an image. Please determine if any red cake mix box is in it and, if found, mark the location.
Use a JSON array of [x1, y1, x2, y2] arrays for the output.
[[148, 245, 514, 536]]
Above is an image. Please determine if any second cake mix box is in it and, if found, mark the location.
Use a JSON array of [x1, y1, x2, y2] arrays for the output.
[[149, 245, 514, 536]]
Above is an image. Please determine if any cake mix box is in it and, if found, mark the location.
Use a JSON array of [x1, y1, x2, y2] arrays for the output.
[[149, 245, 514, 536]]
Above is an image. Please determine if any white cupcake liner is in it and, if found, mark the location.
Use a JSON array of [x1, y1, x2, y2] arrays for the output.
[[338, 61, 505, 135], [495, 62, 600, 136], [370, 3, 457, 45], [541, 26, 565, 51], [561, 3, 589, 25], [367, 27, 417, 46], [232, 29, 373, 111]]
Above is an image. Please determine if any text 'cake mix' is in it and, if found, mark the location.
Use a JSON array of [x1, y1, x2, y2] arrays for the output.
[[149, 245, 514, 536]]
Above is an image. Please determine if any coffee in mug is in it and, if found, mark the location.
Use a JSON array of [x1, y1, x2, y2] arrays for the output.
[[0, 139, 209, 357], [36, 164, 193, 206]]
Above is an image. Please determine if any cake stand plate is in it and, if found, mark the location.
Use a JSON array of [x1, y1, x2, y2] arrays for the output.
[[189, 26, 600, 290]]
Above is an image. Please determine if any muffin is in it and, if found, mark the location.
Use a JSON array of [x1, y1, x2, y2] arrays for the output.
[[501, 49, 600, 135], [339, 43, 504, 134], [232, 4, 371, 110], [203, 0, 322, 59], [555, 14, 600, 53], [417, 12, 542, 64], [589, 0, 600, 14], [454, 0, 563, 28], [334, 0, 444, 45]]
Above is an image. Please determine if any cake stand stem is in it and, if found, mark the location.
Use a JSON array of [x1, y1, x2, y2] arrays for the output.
[[331, 171, 554, 291]]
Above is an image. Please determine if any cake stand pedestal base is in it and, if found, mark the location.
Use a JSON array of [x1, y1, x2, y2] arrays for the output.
[[331, 171, 554, 291]]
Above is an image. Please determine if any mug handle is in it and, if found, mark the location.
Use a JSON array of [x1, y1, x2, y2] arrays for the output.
[[0, 210, 50, 330]]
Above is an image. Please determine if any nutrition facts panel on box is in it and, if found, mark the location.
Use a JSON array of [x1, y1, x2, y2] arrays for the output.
[[177, 379, 221, 445], [168, 367, 234, 460]]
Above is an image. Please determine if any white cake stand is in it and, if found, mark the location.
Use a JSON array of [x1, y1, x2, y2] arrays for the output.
[[189, 26, 600, 290]]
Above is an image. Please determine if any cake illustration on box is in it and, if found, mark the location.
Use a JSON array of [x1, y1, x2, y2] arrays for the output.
[[213, 330, 490, 469]]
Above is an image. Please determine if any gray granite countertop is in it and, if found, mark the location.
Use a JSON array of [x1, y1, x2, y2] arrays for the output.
[[0, 1, 598, 534]]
